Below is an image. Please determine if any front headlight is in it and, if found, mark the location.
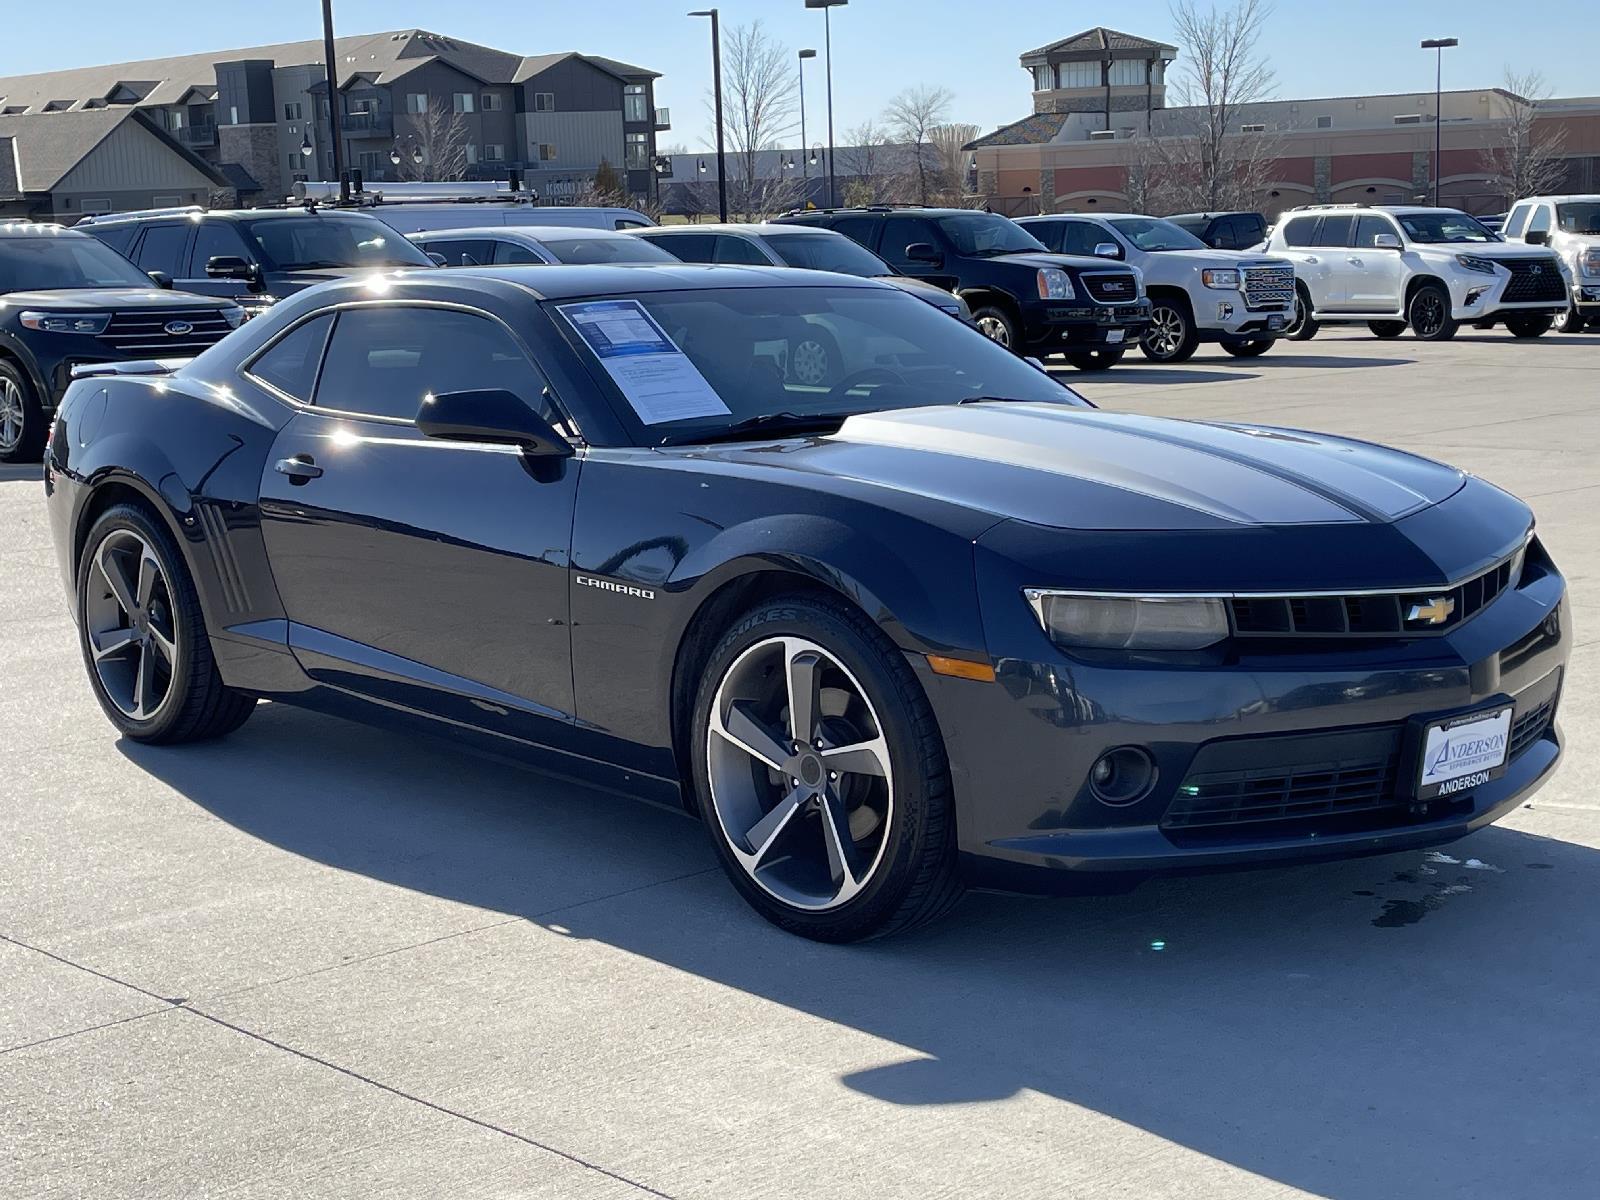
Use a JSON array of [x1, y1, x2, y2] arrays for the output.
[[1201, 268, 1240, 290], [1037, 267, 1074, 300], [19, 311, 110, 334], [1455, 254, 1497, 275], [1025, 590, 1229, 651], [222, 305, 249, 328], [1579, 247, 1600, 278]]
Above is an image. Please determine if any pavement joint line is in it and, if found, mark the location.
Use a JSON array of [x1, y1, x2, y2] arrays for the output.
[[0, 931, 186, 1009], [1, 1005, 176, 1057], [177, 1005, 681, 1200]]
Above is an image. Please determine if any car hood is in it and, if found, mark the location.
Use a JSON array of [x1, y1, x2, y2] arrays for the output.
[[699, 403, 1465, 532], [1152, 248, 1291, 268], [882, 276, 962, 306], [1475, 243, 1564, 260], [989, 251, 1128, 273], [271, 267, 405, 293], [1, 287, 236, 310]]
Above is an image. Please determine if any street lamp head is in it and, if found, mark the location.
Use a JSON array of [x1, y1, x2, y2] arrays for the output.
[[688, 9, 715, 16], [799, 48, 817, 60], [804, 0, 848, 7], [1420, 37, 1459, 49], [300, 134, 314, 158]]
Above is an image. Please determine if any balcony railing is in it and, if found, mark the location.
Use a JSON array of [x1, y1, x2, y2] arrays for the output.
[[340, 111, 394, 137], [654, 107, 671, 130], [178, 124, 217, 148]]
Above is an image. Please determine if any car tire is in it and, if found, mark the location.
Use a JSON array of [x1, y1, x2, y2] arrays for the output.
[[1504, 313, 1554, 339], [1367, 321, 1407, 339], [1553, 305, 1588, 334], [787, 330, 841, 387], [76, 502, 257, 744], [0, 359, 46, 464], [1139, 296, 1200, 363], [1285, 284, 1319, 341], [971, 305, 1020, 352], [1220, 337, 1273, 358], [1064, 348, 1125, 371], [1407, 284, 1458, 341], [690, 593, 962, 942]]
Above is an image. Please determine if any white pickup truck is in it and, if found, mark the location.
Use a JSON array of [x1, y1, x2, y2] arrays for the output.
[[1499, 194, 1600, 333], [1017, 212, 1296, 362]]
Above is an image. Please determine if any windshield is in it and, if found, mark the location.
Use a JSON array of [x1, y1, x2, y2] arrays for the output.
[[1107, 217, 1207, 252], [541, 236, 676, 265], [239, 214, 435, 270], [935, 214, 1045, 256], [558, 285, 1085, 444], [0, 235, 154, 293], [1396, 212, 1498, 243], [1556, 202, 1600, 235], [761, 232, 894, 277]]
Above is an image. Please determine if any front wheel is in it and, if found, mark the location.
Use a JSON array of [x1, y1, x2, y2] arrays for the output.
[[971, 305, 1020, 351], [1504, 313, 1554, 339], [76, 503, 257, 743], [1367, 321, 1407, 339], [1064, 348, 1126, 371], [1407, 284, 1458, 341], [1139, 298, 1199, 363], [0, 359, 45, 464], [1220, 337, 1273, 358], [1285, 284, 1319, 341], [1553, 305, 1588, 334], [691, 595, 961, 942]]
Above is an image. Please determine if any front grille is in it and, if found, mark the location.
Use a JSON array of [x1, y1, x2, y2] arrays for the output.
[[1082, 272, 1140, 303], [1486, 257, 1566, 303], [1242, 265, 1295, 311], [1230, 555, 1516, 640], [100, 308, 233, 356]]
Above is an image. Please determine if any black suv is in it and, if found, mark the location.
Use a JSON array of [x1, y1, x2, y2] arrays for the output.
[[80, 207, 436, 314], [774, 207, 1150, 368], [0, 222, 245, 462], [1166, 211, 1268, 251]]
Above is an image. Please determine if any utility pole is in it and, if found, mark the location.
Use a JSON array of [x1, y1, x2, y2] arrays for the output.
[[689, 10, 729, 222], [321, 0, 348, 201]]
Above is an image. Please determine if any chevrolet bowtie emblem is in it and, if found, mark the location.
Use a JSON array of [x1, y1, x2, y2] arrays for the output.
[[1407, 596, 1456, 625]]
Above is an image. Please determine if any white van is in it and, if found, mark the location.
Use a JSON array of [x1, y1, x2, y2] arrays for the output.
[[290, 181, 656, 236]]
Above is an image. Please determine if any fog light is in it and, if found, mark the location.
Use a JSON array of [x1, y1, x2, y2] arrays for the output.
[[1465, 287, 1489, 307], [1088, 746, 1157, 807], [1216, 301, 1234, 320]]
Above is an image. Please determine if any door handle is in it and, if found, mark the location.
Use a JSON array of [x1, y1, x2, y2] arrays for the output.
[[1347, 256, 1364, 266], [274, 455, 323, 484], [1303, 256, 1318, 264]]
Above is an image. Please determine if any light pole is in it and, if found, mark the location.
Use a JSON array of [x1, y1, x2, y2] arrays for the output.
[[798, 48, 817, 200], [1420, 37, 1458, 207], [805, 0, 847, 208], [320, 0, 348, 200], [689, 9, 729, 222]]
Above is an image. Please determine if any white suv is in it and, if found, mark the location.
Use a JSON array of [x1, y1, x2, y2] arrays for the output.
[[1017, 213, 1295, 363], [1267, 205, 1569, 341], [1499, 195, 1600, 333]]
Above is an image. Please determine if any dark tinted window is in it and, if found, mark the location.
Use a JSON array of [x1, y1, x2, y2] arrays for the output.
[[1283, 216, 1318, 247], [426, 238, 497, 266], [827, 215, 881, 249], [1231, 213, 1266, 245], [188, 221, 252, 275], [1022, 221, 1063, 251], [493, 240, 544, 264], [246, 313, 332, 402], [712, 235, 771, 265], [238, 214, 434, 270], [760, 231, 892, 276], [1354, 215, 1398, 248], [315, 307, 550, 423], [1058, 220, 1113, 257], [644, 233, 717, 263], [134, 224, 191, 275], [934, 213, 1043, 255], [0, 235, 153, 292], [879, 217, 944, 270], [1313, 215, 1355, 247], [89, 225, 137, 255], [1207, 219, 1239, 249], [538, 236, 674, 264]]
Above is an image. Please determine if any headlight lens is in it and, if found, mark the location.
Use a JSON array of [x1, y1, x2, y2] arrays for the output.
[[222, 305, 248, 328], [1201, 268, 1240, 290], [19, 311, 110, 334], [1579, 248, 1600, 278], [1037, 267, 1074, 300], [1025, 590, 1229, 651], [1455, 254, 1497, 275]]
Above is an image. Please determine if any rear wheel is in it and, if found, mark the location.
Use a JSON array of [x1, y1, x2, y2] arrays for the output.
[[1504, 313, 1554, 339], [691, 594, 961, 942], [1139, 297, 1199, 363], [76, 503, 256, 744], [971, 305, 1020, 351], [1220, 337, 1273, 358], [1407, 284, 1458, 341], [1064, 348, 1125, 371], [1285, 284, 1319, 341], [1367, 321, 1407, 339], [1553, 305, 1588, 334], [0, 359, 45, 464]]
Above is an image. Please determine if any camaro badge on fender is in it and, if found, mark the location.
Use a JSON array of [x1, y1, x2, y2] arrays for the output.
[[576, 575, 656, 600]]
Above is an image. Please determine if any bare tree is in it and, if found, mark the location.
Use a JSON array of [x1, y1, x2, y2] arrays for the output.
[[885, 85, 954, 203], [1482, 70, 1569, 205], [1154, 0, 1279, 211], [397, 103, 472, 182], [837, 120, 901, 205], [720, 20, 799, 218], [928, 122, 981, 199]]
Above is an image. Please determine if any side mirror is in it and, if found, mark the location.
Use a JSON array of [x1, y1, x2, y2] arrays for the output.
[[206, 255, 261, 281], [147, 270, 173, 289], [1371, 232, 1403, 250], [416, 389, 573, 459], [1093, 242, 1122, 259], [904, 241, 941, 265], [1525, 228, 1549, 246]]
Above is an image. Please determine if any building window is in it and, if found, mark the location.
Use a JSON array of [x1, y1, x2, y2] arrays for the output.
[[534, 92, 555, 112], [284, 102, 303, 120], [357, 151, 387, 177], [80, 199, 112, 213], [624, 84, 649, 123], [481, 92, 502, 111], [453, 92, 475, 114], [1316, 115, 1332, 128], [1033, 65, 1052, 91], [485, 143, 505, 162], [166, 109, 185, 130], [1107, 59, 1144, 86], [406, 93, 428, 114], [1394, 114, 1422, 125], [625, 132, 649, 169], [349, 97, 375, 115], [465, 143, 479, 165], [538, 143, 556, 161], [1056, 61, 1101, 89], [1240, 123, 1265, 133]]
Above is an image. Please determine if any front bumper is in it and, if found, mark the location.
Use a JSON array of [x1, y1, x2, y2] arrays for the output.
[[1197, 291, 1290, 339], [1572, 283, 1600, 315], [1023, 299, 1152, 349]]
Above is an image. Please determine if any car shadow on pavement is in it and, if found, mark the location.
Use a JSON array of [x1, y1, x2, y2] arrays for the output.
[[122, 700, 1600, 1200], [0, 462, 44, 483], [1051, 367, 1254, 386]]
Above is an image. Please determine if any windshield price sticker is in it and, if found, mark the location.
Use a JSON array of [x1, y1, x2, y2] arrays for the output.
[[560, 300, 731, 425], [1417, 707, 1513, 800]]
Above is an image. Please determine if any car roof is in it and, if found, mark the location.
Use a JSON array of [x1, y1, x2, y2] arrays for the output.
[[409, 225, 636, 241], [1517, 194, 1600, 204], [1167, 211, 1257, 220], [84, 207, 384, 226], [0, 222, 93, 239]]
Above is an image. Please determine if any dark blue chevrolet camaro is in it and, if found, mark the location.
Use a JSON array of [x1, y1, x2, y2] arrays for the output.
[[44, 263, 1569, 941]]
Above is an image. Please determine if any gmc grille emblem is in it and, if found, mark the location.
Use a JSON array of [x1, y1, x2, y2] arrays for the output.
[[164, 320, 194, 336]]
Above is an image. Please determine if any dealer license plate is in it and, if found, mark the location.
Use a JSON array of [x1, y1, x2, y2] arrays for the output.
[[1106, 328, 1125, 344], [1416, 707, 1513, 801]]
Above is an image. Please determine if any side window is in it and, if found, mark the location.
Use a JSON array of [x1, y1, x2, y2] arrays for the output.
[[1527, 205, 1553, 235], [1313, 215, 1355, 247], [1282, 217, 1319, 247], [1060, 221, 1111, 257], [1209, 220, 1239, 250], [1354, 215, 1398, 248], [1023, 222, 1062, 251], [879, 217, 943, 270], [245, 313, 333, 402], [648, 233, 716, 262], [712, 236, 771, 265], [1502, 204, 1532, 240], [493, 240, 545, 265], [188, 222, 252, 275], [827, 216, 882, 250], [314, 307, 555, 425], [90, 226, 137, 255], [425, 239, 495, 266], [614, 218, 649, 230], [1231, 214, 1266, 246], [134, 224, 191, 275]]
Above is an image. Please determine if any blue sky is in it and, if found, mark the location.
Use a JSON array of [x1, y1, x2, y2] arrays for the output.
[[1, 0, 1589, 147]]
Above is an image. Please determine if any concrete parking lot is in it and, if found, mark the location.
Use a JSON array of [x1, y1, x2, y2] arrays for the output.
[[3, 329, 1596, 1199]]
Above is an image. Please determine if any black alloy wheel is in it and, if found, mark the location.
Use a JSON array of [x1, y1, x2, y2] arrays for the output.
[[1407, 284, 1458, 341], [1285, 284, 1319, 341]]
